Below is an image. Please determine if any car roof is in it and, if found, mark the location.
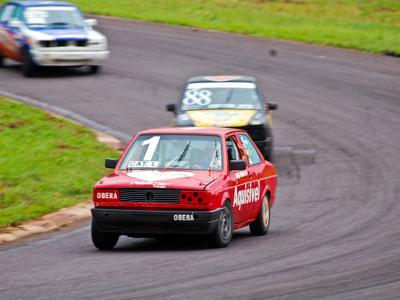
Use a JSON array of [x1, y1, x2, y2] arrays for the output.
[[9, 1, 75, 7], [138, 127, 246, 137], [187, 75, 256, 84]]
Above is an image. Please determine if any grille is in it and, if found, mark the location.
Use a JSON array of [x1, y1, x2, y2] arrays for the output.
[[76, 40, 88, 47], [39, 40, 88, 47], [119, 189, 181, 203]]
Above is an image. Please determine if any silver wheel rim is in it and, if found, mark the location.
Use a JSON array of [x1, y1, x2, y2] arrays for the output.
[[219, 207, 232, 240], [262, 196, 270, 227]]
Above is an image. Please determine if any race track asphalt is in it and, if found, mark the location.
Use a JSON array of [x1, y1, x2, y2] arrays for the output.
[[1, 17, 400, 300]]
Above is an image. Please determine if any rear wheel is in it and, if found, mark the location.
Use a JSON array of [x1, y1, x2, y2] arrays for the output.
[[208, 201, 233, 248], [249, 194, 270, 236], [22, 49, 36, 77], [91, 220, 119, 250]]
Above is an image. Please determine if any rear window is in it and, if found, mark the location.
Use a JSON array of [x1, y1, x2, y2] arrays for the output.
[[181, 82, 262, 111]]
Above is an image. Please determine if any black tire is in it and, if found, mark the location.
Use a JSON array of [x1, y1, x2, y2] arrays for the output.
[[264, 147, 273, 162], [0, 54, 4, 68], [249, 194, 270, 236], [89, 65, 101, 74], [208, 201, 234, 248], [22, 49, 36, 77], [91, 220, 119, 250]]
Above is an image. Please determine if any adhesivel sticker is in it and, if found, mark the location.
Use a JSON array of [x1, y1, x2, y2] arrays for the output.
[[128, 161, 159, 168]]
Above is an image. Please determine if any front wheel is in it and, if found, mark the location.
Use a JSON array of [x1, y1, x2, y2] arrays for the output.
[[22, 49, 36, 77], [249, 194, 270, 236], [208, 201, 234, 248], [0, 53, 4, 67], [91, 220, 119, 250]]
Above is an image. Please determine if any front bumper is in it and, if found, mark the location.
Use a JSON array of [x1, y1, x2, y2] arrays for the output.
[[31, 49, 109, 66], [91, 208, 222, 236]]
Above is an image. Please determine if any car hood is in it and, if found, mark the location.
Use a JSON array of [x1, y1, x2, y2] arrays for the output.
[[97, 170, 223, 191], [185, 109, 257, 127], [28, 27, 88, 40]]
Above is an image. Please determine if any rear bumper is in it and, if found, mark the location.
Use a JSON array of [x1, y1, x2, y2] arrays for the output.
[[31, 49, 109, 66], [91, 208, 222, 236]]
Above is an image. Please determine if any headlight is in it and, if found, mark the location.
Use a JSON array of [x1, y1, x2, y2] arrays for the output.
[[176, 113, 194, 126], [88, 39, 107, 49], [88, 40, 102, 46], [249, 112, 267, 125]]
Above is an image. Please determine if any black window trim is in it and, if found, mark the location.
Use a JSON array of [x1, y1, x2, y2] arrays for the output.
[[225, 135, 241, 162]]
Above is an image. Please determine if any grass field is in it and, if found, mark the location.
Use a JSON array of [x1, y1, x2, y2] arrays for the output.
[[67, 0, 399, 54], [0, 98, 118, 228]]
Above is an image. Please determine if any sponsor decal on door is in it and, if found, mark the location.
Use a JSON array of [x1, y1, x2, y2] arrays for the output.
[[233, 180, 260, 210]]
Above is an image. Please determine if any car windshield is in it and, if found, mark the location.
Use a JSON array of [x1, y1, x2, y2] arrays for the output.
[[119, 134, 223, 171], [23, 6, 84, 28], [180, 82, 262, 111]]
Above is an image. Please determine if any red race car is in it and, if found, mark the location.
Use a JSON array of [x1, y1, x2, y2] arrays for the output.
[[91, 127, 277, 249]]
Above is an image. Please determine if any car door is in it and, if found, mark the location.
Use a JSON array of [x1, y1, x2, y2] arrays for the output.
[[237, 133, 264, 221], [0, 3, 22, 61], [226, 135, 252, 224]]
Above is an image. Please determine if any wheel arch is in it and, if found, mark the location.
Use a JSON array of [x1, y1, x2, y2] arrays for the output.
[[219, 190, 231, 208]]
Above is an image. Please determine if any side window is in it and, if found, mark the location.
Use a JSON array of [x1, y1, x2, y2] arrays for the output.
[[239, 134, 262, 165], [0, 5, 16, 22], [226, 137, 240, 161], [12, 5, 22, 20]]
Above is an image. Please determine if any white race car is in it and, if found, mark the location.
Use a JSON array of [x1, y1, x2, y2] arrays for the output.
[[0, 1, 109, 76]]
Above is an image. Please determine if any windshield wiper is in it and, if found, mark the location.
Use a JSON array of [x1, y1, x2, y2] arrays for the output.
[[172, 141, 191, 168], [222, 89, 234, 104]]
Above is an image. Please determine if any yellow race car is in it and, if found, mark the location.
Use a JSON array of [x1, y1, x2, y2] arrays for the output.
[[167, 75, 278, 161]]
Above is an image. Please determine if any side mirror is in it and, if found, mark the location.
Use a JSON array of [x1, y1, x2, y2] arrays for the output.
[[267, 102, 278, 110], [85, 19, 97, 27], [8, 19, 22, 28], [105, 158, 118, 169], [166, 104, 177, 113], [229, 160, 246, 171]]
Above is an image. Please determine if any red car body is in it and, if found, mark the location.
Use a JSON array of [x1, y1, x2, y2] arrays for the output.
[[91, 127, 277, 249]]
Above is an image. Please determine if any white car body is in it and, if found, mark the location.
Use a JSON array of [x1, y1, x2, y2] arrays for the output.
[[0, 2, 109, 68], [26, 25, 109, 66]]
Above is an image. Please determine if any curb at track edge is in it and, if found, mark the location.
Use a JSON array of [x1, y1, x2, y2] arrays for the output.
[[0, 89, 130, 244]]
